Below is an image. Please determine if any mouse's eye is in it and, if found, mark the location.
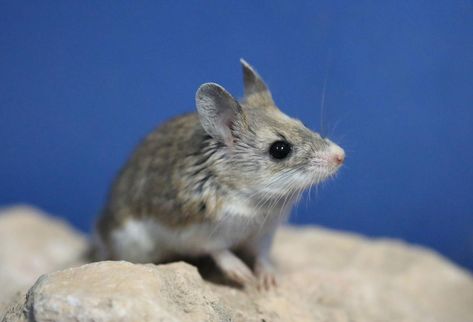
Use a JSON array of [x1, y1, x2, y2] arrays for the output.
[[269, 140, 292, 160]]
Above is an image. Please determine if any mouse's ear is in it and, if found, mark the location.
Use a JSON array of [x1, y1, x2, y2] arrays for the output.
[[196, 83, 246, 146], [240, 59, 275, 107]]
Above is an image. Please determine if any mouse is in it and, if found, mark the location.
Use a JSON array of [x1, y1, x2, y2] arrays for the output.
[[93, 59, 345, 289]]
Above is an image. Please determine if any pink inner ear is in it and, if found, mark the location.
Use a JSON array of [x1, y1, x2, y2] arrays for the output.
[[223, 120, 235, 146], [220, 108, 236, 131], [225, 119, 234, 130]]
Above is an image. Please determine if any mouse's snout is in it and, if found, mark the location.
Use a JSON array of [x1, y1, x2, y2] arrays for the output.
[[327, 144, 345, 166]]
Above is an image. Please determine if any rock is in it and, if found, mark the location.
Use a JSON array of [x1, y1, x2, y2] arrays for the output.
[[0, 206, 87, 312], [1, 206, 473, 321], [8, 261, 231, 322], [272, 228, 473, 322]]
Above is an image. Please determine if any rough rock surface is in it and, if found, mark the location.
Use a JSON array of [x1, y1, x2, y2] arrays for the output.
[[1, 206, 473, 322], [0, 206, 87, 312]]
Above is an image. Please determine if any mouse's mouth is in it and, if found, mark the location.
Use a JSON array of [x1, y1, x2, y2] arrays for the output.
[[308, 163, 343, 182], [304, 161, 343, 186]]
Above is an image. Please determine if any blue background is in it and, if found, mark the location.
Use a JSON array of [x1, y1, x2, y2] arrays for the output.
[[1, 1, 472, 270]]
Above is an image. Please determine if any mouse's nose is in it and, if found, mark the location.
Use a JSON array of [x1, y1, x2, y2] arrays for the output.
[[334, 151, 345, 165], [328, 145, 345, 166]]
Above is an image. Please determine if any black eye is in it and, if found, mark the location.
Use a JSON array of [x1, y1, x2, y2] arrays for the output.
[[269, 140, 292, 160]]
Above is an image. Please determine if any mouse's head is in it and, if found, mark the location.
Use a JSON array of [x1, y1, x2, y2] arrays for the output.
[[196, 59, 344, 199]]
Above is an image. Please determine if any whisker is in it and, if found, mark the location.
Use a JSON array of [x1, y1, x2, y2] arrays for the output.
[[320, 72, 328, 136]]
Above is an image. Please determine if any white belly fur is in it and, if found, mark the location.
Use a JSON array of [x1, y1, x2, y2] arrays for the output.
[[109, 196, 291, 263]]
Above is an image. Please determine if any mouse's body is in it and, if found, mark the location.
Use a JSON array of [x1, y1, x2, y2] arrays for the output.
[[94, 60, 345, 288]]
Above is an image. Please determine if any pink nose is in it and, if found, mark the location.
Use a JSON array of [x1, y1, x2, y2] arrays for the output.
[[333, 152, 345, 165]]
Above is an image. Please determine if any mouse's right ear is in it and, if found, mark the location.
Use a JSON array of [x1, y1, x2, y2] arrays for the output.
[[196, 83, 246, 146]]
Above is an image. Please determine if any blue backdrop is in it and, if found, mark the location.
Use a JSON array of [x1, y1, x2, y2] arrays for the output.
[[1, 1, 472, 270]]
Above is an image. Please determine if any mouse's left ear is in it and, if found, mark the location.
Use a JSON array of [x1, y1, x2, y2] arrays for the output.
[[240, 59, 275, 107]]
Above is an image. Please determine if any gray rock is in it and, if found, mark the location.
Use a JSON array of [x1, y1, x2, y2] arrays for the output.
[[18, 261, 230, 322], [1, 206, 472, 321], [0, 206, 87, 312]]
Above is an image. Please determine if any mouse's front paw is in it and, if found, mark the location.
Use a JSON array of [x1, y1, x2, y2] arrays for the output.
[[255, 258, 277, 290], [225, 262, 255, 286]]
